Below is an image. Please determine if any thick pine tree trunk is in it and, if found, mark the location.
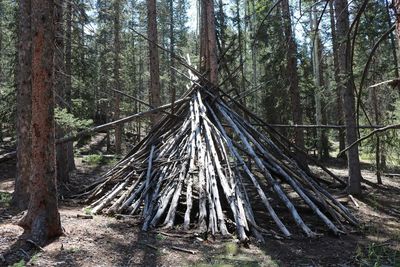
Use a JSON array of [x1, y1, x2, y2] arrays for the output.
[[19, 0, 63, 245], [114, 0, 123, 153], [334, 0, 362, 195], [329, 0, 346, 159], [13, 0, 32, 210], [281, 0, 308, 168], [146, 0, 162, 125], [200, 0, 218, 86]]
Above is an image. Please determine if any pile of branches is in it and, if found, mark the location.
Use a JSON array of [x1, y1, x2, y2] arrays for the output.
[[85, 85, 357, 242]]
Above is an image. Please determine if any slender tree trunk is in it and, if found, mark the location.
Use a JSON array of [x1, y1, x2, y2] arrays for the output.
[[0, 4, 3, 141], [19, 0, 63, 245], [13, 0, 32, 210], [387, 0, 400, 92], [147, 0, 162, 125], [371, 87, 382, 184], [169, 0, 176, 114], [236, 0, 245, 94], [329, 0, 346, 160], [334, 0, 362, 195], [55, 0, 70, 183], [250, 0, 257, 92], [114, 0, 122, 153], [65, 0, 75, 171], [281, 0, 307, 168], [311, 5, 323, 159], [393, 0, 400, 49]]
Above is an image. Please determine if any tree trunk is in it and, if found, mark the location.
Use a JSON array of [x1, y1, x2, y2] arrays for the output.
[[19, 0, 63, 245], [387, 0, 400, 92], [169, 0, 176, 114], [65, 0, 75, 171], [393, 0, 400, 49], [281, 0, 307, 168], [114, 0, 122, 153], [371, 87, 382, 184], [146, 0, 162, 125], [334, 0, 362, 195], [13, 0, 32, 210], [329, 0, 346, 160], [200, 0, 218, 85], [54, 0, 70, 183], [311, 4, 323, 159]]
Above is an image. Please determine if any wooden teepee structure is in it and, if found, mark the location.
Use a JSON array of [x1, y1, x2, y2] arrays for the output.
[[85, 83, 357, 243]]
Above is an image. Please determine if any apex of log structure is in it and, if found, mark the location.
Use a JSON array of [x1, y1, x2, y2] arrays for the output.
[[86, 85, 357, 242]]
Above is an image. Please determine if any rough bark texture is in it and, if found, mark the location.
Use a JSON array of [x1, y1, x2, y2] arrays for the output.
[[19, 0, 63, 245], [114, 0, 123, 153], [146, 0, 162, 125], [200, 0, 218, 86], [281, 0, 307, 168], [394, 0, 400, 48], [329, 0, 346, 159], [334, 0, 362, 195], [54, 0, 70, 183], [13, 0, 32, 210]]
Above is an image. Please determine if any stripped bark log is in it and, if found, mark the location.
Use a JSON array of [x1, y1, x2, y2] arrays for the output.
[[85, 86, 357, 242]]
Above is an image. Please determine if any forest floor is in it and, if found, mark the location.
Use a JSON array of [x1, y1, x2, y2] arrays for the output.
[[1, 137, 400, 266]]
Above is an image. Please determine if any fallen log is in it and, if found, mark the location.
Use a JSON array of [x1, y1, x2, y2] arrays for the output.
[[0, 97, 190, 163]]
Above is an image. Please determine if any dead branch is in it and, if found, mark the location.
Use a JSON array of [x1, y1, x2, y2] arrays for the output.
[[338, 123, 400, 157]]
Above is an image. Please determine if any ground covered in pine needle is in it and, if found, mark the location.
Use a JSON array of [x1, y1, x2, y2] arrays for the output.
[[1, 149, 400, 266]]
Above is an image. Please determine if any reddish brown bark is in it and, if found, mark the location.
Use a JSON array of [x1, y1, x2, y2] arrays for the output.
[[19, 0, 63, 244], [147, 0, 162, 125], [13, 0, 32, 210], [200, 0, 218, 86]]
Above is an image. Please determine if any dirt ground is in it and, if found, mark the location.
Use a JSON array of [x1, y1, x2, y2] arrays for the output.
[[1, 151, 399, 266]]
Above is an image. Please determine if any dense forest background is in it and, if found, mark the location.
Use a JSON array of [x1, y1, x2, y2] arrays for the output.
[[1, 0, 400, 265], [1, 0, 399, 169]]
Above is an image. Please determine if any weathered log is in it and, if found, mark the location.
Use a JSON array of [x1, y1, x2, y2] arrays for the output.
[[85, 86, 357, 242]]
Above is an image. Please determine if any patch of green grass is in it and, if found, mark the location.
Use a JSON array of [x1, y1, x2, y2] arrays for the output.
[[83, 207, 93, 215], [28, 253, 40, 265], [10, 259, 25, 267], [224, 243, 238, 256], [0, 191, 12, 207], [155, 233, 167, 241], [82, 154, 119, 166], [83, 154, 104, 165], [355, 242, 399, 267]]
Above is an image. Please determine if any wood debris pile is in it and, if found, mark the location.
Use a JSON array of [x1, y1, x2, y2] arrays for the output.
[[86, 86, 357, 242]]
